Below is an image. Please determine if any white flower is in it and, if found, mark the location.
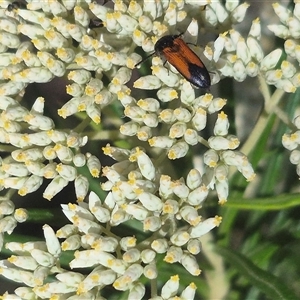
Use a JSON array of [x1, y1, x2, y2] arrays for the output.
[[161, 275, 180, 299]]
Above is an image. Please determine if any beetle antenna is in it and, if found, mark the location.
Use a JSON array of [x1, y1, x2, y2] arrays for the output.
[[135, 52, 155, 68]]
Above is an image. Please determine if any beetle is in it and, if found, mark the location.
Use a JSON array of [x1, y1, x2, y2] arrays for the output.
[[7, 1, 26, 11], [136, 34, 211, 89]]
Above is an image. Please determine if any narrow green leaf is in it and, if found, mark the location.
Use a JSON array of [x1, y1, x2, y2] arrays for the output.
[[217, 246, 297, 300], [225, 193, 300, 210]]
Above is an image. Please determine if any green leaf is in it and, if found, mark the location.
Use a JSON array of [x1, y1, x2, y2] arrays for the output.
[[225, 193, 300, 210], [217, 246, 297, 300]]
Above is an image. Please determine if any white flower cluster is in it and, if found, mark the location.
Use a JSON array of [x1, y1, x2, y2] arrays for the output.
[[266, 2, 300, 92], [2, 220, 197, 299], [0, 95, 100, 243], [56, 188, 220, 298], [0, 146, 222, 298], [4, 141, 98, 202], [119, 98, 255, 203], [282, 115, 300, 177], [205, 18, 299, 93], [266, 2, 300, 176]]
